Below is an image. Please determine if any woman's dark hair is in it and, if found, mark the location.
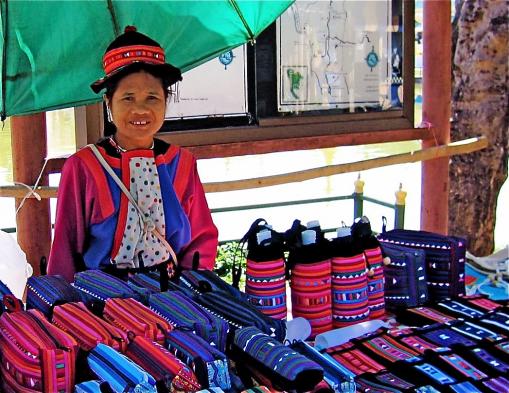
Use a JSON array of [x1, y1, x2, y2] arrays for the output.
[[103, 62, 173, 100]]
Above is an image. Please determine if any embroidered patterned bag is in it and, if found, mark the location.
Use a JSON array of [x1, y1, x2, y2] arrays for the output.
[[380, 242, 428, 309], [165, 329, 231, 390], [231, 326, 324, 392], [26, 274, 82, 318], [88, 343, 157, 393], [148, 291, 228, 352], [287, 220, 332, 337], [351, 216, 386, 319], [329, 228, 370, 328], [0, 309, 78, 392], [125, 334, 201, 393], [238, 218, 287, 320], [377, 228, 467, 301]]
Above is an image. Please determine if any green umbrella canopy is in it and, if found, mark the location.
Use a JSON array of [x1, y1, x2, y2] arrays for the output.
[[0, 0, 293, 119]]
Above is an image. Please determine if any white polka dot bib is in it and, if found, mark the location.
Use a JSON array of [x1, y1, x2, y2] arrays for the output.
[[113, 156, 169, 268]]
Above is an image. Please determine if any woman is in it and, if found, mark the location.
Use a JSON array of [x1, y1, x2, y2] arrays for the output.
[[47, 26, 218, 284]]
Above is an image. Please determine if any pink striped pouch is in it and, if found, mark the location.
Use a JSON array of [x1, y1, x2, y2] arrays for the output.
[[0, 309, 78, 392], [245, 258, 287, 319], [331, 253, 370, 328], [290, 259, 332, 337], [103, 297, 172, 345], [52, 302, 128, 352]]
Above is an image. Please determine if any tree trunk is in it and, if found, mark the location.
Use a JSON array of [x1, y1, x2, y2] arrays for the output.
[[449, 0, 508, 256]]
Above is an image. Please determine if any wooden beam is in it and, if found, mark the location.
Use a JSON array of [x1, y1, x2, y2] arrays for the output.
[[74, 103, 104, 148], [11, 113, 51, 275], [421, 0, 452, 234], [5, 136, 487, 198], [204, 137, 488, 192]]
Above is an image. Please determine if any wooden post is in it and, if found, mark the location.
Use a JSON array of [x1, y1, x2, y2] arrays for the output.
[[74, 103, 104, 148], [11, 113, 51, 276], [421, 0, 451, 234]]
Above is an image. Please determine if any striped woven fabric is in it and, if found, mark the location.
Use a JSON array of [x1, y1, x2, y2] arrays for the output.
[[149, 291, 229, 352], [360, 334, 419, 363], [245, 258, 287, 320], [324, 343, 385, 376], [180, 270, 249, 301], [52, 301, 128, 352], [128, 271, 162, 296], [233, 326, 323, 392], [331, 253, 370, 328], [73, 269, 142, 303], [0, 309, 78, 392], [165, 329, 231, 390], [88, 343, 157, 393], [364, 246, 386, 320], [193, 290, 286, 342], [26, 274, 82, 318], [103, 297, 172, 345], [290, 259, 332, 337], [125, 335, 201, 392]]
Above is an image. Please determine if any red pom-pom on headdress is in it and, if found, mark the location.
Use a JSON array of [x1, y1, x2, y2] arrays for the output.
[[124, 26, 137, 33]]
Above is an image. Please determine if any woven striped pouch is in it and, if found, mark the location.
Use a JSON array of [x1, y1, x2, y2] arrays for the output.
[[88, 343, 157, 393], [103, 297, 172, 346], [52, 302, 128, 352], [351, 217, 386, 320], [128, 271, 162, 297], [26, 274, 82, 318], [231, 326, 323, 392], [191, 289, 286, 342], [125, 334, 201, 392], [242, 219, 287, 320], [73, 270, 143, 305], [289, 258, 332, 338], [149, 291, 229, 352], [165, 329, 231, 390], [0, 309, 78, 392], [330, 237, 370, 328]]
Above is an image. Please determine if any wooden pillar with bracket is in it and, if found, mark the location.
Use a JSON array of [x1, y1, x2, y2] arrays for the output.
[[11, 113, 51, 275], [421, 0, 451, 234]]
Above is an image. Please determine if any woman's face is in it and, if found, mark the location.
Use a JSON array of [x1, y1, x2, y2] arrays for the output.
[[107, 71, 166, 149]]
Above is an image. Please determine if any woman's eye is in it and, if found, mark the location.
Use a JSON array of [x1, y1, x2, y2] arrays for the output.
[[123, 96, 134, 102], [148, 95, 159, 101]]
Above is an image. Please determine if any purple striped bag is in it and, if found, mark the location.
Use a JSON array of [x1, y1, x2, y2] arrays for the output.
[[52, 301, 128, 352], [0, 309, 78, 392]]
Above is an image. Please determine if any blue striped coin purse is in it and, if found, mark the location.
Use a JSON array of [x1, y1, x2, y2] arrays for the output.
[[88, 343, 157, 393]]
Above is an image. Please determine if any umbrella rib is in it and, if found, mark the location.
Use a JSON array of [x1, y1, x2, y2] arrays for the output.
[[106, 0, 120, 37], [229, 0, 255, 42], [1, 0, 8, 120]]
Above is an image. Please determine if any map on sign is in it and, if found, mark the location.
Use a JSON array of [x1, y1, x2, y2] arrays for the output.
[[166, 45, 248, 120], [277, 1, 392, 112]]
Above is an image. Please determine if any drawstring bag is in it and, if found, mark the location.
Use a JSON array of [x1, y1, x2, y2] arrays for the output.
[[351, 216, 387, 320], [329, 226, 370, 328], [286, 220, 332, 338], [236, 218, 287, 320]]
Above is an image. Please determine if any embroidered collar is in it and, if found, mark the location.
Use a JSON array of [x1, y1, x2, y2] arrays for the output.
[[109, 136, 154, 153]]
